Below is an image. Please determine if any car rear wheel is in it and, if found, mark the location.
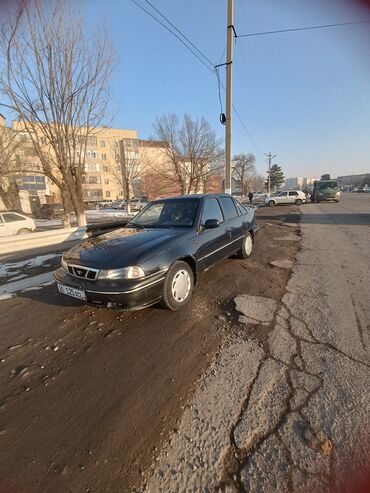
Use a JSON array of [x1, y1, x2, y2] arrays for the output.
[[295, 199, 303, 205], [17, 228, 31, 235], [237, 232, 253, 259], [268, 200, 275, 207], [161, 261, 194, 311]]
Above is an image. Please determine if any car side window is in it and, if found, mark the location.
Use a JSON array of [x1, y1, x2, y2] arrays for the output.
[[200, 198, 224, 228], [278, 192, 288, 197], [289, 191, 298, 196], [218, 197, 238, 221], [3, 213, 24, 223], [234, 199, 247, 215]]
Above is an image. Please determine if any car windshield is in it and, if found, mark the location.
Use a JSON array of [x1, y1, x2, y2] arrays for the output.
[[319, 181, 338, 190], [129, 198, 200, 228]]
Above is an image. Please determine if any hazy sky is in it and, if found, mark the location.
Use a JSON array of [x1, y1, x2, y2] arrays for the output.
[[3, 0, 370, 179]]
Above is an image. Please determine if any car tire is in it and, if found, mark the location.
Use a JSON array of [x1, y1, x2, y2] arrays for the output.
[[237, 232, 253, 259], [268, 200, 275, 207], [161, 261, 194, 311], [295, 199, 303, 205], [17, 228, 31, 235]]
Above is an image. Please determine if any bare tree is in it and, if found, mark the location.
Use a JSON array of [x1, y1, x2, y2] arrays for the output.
[[153, 114, 221, 195], [0, 0, 113, 226], [0, 125, 23, 209], [249, 173, 265, 192], [232, 153, 256, 196], [110, 139, 149, 214]]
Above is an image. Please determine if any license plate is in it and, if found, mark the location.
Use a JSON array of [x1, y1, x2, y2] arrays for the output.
[[57, 283, 86, 301]]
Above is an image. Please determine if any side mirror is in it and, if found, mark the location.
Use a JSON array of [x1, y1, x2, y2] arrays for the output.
[[204, 219, 220, 229]]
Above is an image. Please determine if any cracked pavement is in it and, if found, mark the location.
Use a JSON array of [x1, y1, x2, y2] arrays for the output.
[[139, 197, 370, 493]]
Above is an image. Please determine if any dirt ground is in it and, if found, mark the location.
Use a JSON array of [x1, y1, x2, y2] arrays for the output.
[[0, 205, 301, 493]]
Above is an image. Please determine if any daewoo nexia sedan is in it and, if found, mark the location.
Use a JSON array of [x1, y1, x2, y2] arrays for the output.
[[54, 194, 258, 311]]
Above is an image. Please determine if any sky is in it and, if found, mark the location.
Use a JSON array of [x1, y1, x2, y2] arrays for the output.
[[2, 0, 370, 179]]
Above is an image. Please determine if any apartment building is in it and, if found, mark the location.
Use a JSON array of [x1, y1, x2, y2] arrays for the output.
[[1, 116, 222, 212], [284, 176, 318, 190]]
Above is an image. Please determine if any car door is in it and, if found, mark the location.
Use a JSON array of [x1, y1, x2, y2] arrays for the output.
[[196, 197, 229, 270], [275, 191, 288, 204], [218, 197, 245, 253], [288, 191, 298, 203], [0, 214, 9, 237]]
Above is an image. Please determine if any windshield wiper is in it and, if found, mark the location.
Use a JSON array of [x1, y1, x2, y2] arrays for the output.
[[129, 222, 144, 229]]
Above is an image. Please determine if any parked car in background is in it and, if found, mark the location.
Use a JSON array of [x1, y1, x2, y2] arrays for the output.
[[54, 194, 259, 311], [265, 190, 307, 207], [252, 192, 269, 204], [98, 200, 114, 208], [38, 203, 64, 220], [0, 211, 36, 236], [130, 198, 149, 211]]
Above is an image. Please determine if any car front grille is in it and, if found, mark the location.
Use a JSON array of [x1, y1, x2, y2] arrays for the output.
[[67, 264, 100, 281]]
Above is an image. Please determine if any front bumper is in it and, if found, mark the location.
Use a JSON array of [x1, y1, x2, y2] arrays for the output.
[[54, 268, 166, 310]]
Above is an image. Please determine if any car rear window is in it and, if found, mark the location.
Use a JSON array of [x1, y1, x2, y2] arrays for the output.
[[218, 197, 238, 221]]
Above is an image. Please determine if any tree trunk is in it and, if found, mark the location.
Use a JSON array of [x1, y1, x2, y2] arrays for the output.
[[126, 180, 131, 215], [0, 182, 19, 210], [60, 189, 72, 228], [63, 169, 87, 227]]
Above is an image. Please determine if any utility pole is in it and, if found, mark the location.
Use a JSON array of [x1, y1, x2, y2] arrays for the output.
[[224, 0, 234, 195], [265, 152, 276, 195]]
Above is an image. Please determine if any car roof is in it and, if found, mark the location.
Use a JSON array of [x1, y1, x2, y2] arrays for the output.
[[153, 193, 232, 202]]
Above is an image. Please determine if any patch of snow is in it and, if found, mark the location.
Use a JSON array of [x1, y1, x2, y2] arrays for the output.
[[0, 293, 15, 301], [0, 254, 60, 278], [0, 272, 54, 295]]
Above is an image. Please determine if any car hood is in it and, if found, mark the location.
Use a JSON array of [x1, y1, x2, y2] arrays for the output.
[[63, 227, 188, 269]]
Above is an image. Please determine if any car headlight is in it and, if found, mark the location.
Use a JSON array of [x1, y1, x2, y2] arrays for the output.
[[98, 266, 145, 280], [335, 191, 340, 196], [61, 257, 68, 272]]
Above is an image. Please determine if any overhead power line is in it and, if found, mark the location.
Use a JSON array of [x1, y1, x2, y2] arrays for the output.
[[129, 0, 263, 155], [142, 0, 215, 68], [237, 19, 370, 38], [128, 0, 214, 73]]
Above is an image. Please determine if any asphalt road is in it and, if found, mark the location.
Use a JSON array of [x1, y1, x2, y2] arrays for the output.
[[141, 192, 370, 492]]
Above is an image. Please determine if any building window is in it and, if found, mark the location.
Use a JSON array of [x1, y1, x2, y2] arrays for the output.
[[100, 140, 106, 147], [101, 153, 107, 160], [83, 175, 101, 184], [85, 163, 100, 172], [104, 178, 109, 185], [115, 154, 120, 162], [27, 163, 42, 172], [40, 137, 46, 145], [113, 141, 119, 148], [103, 166, 109, 173], [86, 136, 97, 146], [105, 191, 111, 198], [83, 189, 103, 198]]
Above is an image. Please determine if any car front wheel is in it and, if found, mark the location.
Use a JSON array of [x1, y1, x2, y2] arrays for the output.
[[268, 200, 275, 207], [237, 232, 253, 259], [295, 199, 303, 205], [17, 228, 31, 235], [161, 261, 194, 311]]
